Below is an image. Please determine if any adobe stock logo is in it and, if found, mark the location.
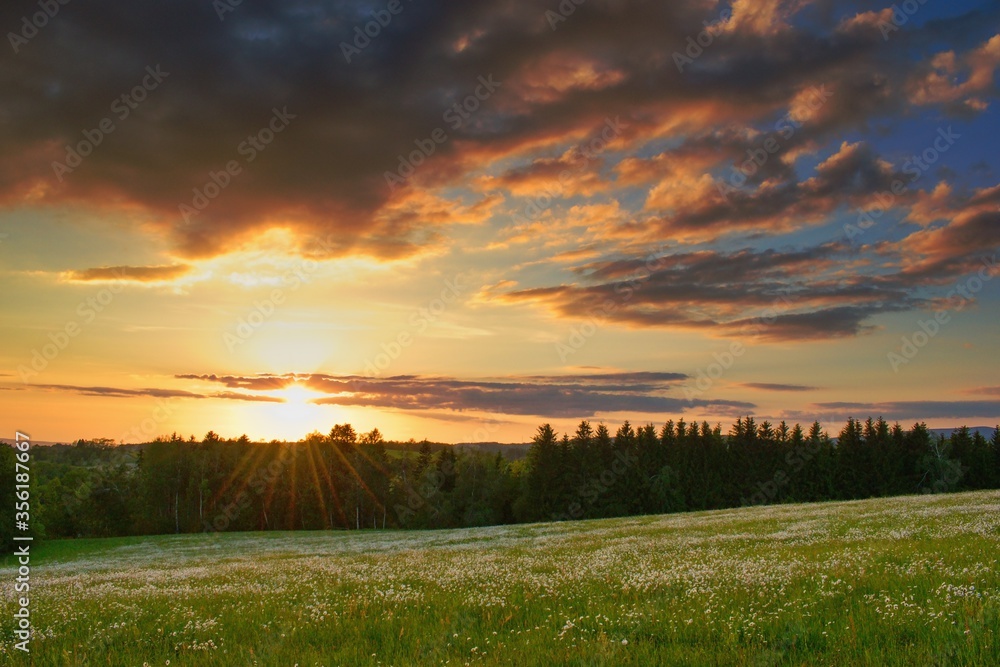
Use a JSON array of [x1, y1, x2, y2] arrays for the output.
[[888, 255, 997, 372], [224, 258, 318, 352], [715, 86, 832, 202], [179, 107, 296, 223], [18, 270, 127, 382], [545, 0, 588, 31], [7, 0, 72, 54], [877, 0, 932, 41], [364, 274, 468, 377], [213, 0, 244, 21], [384, 76, 502, 191], [671, 6, 732, 72], [845, 126, 960, 243], [51, 65, 170, 182], [340, 0, 415, 63]]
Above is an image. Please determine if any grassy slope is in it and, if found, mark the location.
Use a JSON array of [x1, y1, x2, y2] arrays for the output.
[[1, 491, 998, 666]]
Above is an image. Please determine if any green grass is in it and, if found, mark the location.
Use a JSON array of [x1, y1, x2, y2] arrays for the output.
[[2, 491, 999, 665]]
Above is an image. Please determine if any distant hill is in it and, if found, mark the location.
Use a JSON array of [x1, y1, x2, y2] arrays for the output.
[[455, 442, 532, 459], [0, 438, 68, 447], [928, 426, 997, 439]]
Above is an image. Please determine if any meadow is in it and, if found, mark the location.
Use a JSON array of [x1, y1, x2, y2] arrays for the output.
[[2, 490, 998, 666]]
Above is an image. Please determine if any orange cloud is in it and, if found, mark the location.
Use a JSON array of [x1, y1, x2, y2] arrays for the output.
[[723, 0, 807, 37], [62, 264, 192, 283], [897, 183, 1000, 269], [506, 53, 629, 108], [907, 35, 1000, 111]]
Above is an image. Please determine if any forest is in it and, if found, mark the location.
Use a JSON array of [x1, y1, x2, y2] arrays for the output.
[[3, 417, 1000, 552]]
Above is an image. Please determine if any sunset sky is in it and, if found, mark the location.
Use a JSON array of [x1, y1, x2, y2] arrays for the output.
[[1, 0, 999, 444]]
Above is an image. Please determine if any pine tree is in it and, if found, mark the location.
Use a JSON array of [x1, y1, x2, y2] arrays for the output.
[[993, 426, 1000, 488], [522, 424, 560, 521], [0, 443, 18, 552], [415, 440, 432, 477]]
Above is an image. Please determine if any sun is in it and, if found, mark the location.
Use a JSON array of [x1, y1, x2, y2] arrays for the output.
[[240, 382, 336, 439], [276, 383, 327, 406], [179, 378, 341, 441]]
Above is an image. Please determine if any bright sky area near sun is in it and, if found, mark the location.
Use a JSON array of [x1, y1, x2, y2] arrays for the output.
[[1, 0, 999, 444]]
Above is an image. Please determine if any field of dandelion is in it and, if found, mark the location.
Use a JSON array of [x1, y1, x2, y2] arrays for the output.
[[2, 491, 999, 666]]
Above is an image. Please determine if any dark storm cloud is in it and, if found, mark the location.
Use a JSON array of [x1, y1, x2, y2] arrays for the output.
[[0, 4, 541, 251], [2, 0, 995, 262], [2, 0, 997, 361], [0, 0, 526, 257]]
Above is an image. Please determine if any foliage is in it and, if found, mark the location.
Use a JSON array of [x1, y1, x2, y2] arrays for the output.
[[6, 420, 1000, 551]]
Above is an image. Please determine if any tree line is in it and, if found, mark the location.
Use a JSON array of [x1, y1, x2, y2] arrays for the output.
[[3, 417, 1000, 551]]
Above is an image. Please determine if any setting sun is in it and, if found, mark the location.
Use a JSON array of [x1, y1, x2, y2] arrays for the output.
[[273, 383, 327, 407], [2, 1, 1000, 664]]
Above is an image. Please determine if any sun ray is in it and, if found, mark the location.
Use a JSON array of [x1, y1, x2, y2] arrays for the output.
[[207, 439, 274, 518], [302, 438, 331, 529]]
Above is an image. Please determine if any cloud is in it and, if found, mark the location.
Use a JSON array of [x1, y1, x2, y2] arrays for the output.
[[479, 148, 610, 200], [2, 1, 994, 266], [20, 384, 202, 399], [506, 53, 629, 107], [720, 305, 905, 341], [896, 184, 1000, 273], [906, 35, 1000, 114], [13, 382, 284, 403], [804, 401, 1000, 422], [62, 264, 192, 283], [309, 381, 752, 418], [964, 386, 1000, 397], [723, 0, 801, 37], [184, 371, 752, 418], [175, 373, 295, 391], [641, 140, 904, 242], [499, 243, 920, 341], [837, 9, 896, 36], [518, 371, 689, 384], [1, 0, 997, 403], [489, 201, 628, 252], [210, 391, 285, 403], [741, 382, 819, 392], [406, 410, 516, 426]]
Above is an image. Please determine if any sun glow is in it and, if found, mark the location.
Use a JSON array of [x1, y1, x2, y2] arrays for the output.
[[275, 383, 327, 407], [248, 332, 335, 374], [227, 383, 337, 441]]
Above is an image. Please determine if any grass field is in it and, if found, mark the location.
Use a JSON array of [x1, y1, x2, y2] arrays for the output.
[[2, 491, 998, 666]]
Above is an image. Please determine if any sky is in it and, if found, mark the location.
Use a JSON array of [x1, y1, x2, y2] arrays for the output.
[[1, 0, 999, 444]]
